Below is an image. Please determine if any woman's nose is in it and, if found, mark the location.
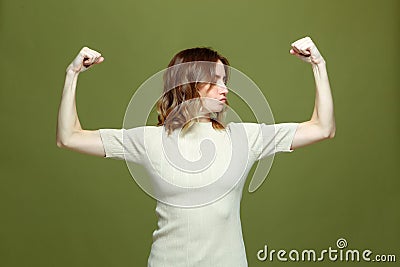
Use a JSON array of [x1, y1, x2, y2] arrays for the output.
[[218, 84, 228, 94]]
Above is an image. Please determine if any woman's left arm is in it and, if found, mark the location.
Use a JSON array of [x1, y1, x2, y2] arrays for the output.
[[289, 37, 336, 150]]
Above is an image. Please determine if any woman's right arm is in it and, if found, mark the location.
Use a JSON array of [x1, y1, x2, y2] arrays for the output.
[[56, 47, 106, 157]]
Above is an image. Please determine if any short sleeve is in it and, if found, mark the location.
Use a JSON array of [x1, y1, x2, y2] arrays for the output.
[[251, 122, 299, 160], [98, 127, 146, 163]]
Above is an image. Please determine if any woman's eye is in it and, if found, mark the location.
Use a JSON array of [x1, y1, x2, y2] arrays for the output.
[[211, 78, 227, 87]]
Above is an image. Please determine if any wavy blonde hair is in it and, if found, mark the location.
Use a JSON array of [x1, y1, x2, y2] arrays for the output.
[[156, 47, 230, 134]]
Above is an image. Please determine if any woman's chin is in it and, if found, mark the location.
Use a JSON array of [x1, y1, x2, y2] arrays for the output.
[[207, 104, 224, 113]]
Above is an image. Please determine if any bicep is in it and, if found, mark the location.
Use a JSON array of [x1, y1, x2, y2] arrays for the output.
[[291, 120, 331, 150], [62, 130, 106, 158]]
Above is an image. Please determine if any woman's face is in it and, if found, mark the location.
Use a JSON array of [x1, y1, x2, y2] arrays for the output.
[[197, 60, 228, 112]]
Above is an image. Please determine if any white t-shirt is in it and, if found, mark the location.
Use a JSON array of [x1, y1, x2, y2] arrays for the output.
[[99, 121, 299, 267]]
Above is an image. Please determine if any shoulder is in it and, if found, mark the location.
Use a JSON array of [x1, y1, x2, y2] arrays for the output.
[[226, 122, 288, 141], [121, 126, 165, 141], [226, 122, 264, 143], [124, 125, 162, 133], [227, 122, 260, 129], [227, 122, 263, 134]]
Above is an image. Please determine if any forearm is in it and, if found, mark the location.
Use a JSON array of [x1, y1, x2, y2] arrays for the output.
[[56, 70, 83, 146], [310, 62, 335, 136]]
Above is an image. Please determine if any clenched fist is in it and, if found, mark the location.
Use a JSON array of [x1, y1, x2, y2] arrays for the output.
[[290, 37, 325, 65], [66, 47, 104, 73]]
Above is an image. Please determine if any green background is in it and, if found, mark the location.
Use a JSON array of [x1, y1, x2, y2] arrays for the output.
[[1, 0, 398, 266]]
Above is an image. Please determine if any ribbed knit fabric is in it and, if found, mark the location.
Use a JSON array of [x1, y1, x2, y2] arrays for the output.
[[99, 122, 299, 267]]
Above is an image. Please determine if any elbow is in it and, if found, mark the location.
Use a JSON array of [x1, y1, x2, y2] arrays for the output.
[[315, 119, 336, 140], [326, 132, 335, 139], [56, 136, 69, 148], [329, 129, 336, 139], [56, 139, 65, 148], [322, 126, 336, 139], [56, 130, 78, 148]]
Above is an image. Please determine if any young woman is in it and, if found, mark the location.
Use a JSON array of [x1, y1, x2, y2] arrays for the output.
[[56, 37, 335, 266]]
